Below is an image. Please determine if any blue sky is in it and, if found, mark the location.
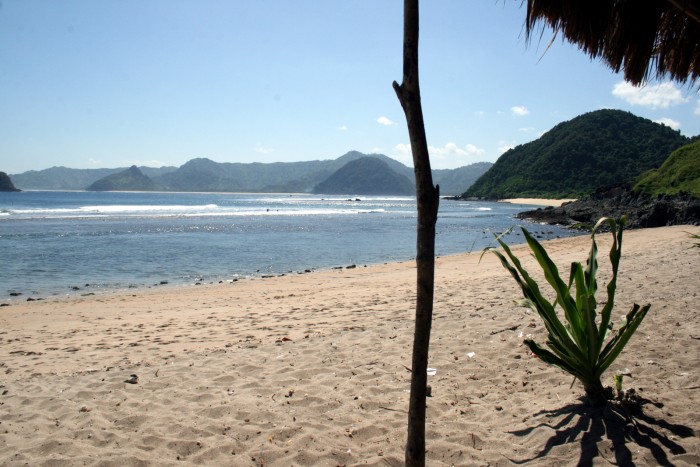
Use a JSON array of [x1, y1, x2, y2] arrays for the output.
[[1, 0, 698, 174]]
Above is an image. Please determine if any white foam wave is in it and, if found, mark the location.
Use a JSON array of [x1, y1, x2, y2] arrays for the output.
[[252, 196, 415, 204], [6, 204, 386, 219], [11, 204, 219, 215], [179, 208, 386, 217]]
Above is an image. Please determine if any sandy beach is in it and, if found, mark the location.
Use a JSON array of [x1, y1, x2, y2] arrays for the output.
[[0, 225, 698, 466], [499, 198, 577, 207]]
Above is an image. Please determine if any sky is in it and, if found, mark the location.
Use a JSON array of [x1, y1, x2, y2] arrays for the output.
[[1, 1, 699, 174]]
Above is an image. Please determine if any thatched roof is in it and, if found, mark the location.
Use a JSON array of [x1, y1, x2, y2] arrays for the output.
[[525, 0, 700, 85]]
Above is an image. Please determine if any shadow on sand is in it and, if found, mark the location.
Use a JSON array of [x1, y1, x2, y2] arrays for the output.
[[508, 400, 695, 466]]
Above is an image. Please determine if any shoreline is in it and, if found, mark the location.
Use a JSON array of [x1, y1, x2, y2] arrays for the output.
[[5, 194, 583, 303], [498, 197, 577, 207], [0, 225, 698, 465], [0, 220, 576, 305]]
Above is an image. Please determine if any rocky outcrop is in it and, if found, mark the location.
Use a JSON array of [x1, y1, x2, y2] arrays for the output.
[[0, 172, 20, 192], [517, 184, 700, 230]]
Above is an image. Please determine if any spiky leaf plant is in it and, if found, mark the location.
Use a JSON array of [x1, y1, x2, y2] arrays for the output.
[[486, 217, 650, 406], [686, 231, 700, 249]]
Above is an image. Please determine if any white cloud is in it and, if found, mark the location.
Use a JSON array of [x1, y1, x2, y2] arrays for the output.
[[429, 142, 486, 158], [654, 117, 681, 130], [123, 159, 169, 167], [392, 142, 486, 168], [695, 99, 700, 115], [336, 125, 348, 131], [518, 127, 535, 133], [393, 143, 413, 166], [612, 81, 688, 109], [254, 146, 274, 154], [464, 144, 485, 156], [510, 106, 530, 116], [88, 158, 102, 166], [377, 116, 397, 126], [497, 141, 516, 154]]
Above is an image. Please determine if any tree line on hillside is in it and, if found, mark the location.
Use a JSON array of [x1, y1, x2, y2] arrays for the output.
[[462, 109, 691, 199]]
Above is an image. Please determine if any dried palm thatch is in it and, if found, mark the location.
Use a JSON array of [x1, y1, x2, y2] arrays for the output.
[[525, 0, 700, 85]]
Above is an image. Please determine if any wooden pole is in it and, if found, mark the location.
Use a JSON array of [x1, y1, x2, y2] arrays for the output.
[[392, 0, 440, 464]]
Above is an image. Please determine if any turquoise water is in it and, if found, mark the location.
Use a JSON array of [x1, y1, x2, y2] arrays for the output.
[[0, 191, 574, 300]]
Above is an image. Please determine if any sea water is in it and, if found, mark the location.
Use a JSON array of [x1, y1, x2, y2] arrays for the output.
[[0, 191, 575, 300]]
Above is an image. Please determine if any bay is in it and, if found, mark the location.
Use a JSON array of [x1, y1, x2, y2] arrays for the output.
[[0, 191, 575, 300]]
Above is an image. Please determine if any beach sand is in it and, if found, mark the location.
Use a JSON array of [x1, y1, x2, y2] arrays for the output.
[[500, 198, 577, 207], [0, 225, 698, 466]]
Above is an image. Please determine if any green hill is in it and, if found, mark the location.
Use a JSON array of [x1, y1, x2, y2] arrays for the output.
[[312, 157, 415, 195], [634, 141, 700, 197], [87, 166, 166, 191], [433, 162, 492, 196], [0, 172, 20, 192], [13, 167, 123, 190], [10, 151, 490, 194], [152, 152, 414, 193], [463, 109, 690, 199], [11, 166, 176, 190]]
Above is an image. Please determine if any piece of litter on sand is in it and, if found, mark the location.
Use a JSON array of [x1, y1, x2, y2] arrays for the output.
[[467, 352, 476, 358], [124, 374, 139, 384], [427, 368, 436, 376]]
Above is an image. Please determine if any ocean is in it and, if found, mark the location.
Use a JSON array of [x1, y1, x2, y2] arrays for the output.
[[0, 191, 575, 300]]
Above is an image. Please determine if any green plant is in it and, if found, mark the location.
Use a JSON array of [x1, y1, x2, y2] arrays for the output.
[[686, 231, 700, 249], [486, 217, 651, 406], [613, 373, 624, 395]]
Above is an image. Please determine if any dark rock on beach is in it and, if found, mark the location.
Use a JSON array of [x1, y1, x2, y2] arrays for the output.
[[517, 183, 700, 230]]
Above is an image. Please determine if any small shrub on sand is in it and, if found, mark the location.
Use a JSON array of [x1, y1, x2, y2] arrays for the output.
[[486, 217, 650, 406], [686, 231, 700, 249]]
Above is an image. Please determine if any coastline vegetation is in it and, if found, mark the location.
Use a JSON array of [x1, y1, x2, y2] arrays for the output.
[[463, 109, 690, 200], [633, 140, 700, 197]]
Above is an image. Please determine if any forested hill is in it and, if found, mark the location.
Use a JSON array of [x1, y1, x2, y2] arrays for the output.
[[634, 140, 700, 197], [86, 166, 167, 192], [0, 172, 20, 192], [11, 166, 177, 191], [312, 157, 414, 195], [463, 109, 691, 199]]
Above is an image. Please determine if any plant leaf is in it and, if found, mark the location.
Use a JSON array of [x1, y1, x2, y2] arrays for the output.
[[597, 303, 651, 376], [521, 229, 589, 354]]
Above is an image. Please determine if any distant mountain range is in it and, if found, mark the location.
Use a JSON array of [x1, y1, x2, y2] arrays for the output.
[[12, 109, 692, 200], [10, 166, 177, 191], [10, 151, 492, 196], [463, 109, 692, 199]]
